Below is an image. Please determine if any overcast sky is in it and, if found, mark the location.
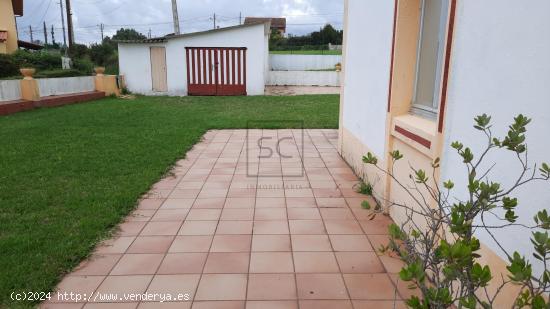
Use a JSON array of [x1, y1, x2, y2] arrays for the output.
[[16, 0, 344, 45]]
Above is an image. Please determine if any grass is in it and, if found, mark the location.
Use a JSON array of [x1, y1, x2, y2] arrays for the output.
[[0, 94, 339, 308], [270, 50, 342, 55]]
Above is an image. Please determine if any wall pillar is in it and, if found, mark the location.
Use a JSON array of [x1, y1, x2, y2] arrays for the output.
[[94, 67, 120, 96], [19, 69, 40, 101]]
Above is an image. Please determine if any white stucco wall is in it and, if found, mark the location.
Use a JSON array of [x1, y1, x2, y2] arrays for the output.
[[440, 0, 550, 274], [118, 43, 158, 95], [341, 0, 396, 157], [267, 71, 340, 86], [270, 54, 342, 71], [118, 23, 268, 96], [37, 76, 95, 97], [0, 80, 22, 102]]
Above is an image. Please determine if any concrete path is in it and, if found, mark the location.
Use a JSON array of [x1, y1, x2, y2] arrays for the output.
[[42, 129, 410, 309]]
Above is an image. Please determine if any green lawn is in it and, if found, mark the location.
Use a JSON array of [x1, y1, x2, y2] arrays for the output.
[[0, 94, 339, 308], [270, 50, 342, 55]]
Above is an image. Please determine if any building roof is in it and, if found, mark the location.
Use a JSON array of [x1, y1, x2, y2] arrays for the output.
[[117, 22, 270, 44], [244, 17, 286, 30], [18, 40, 43, 50], [12, 0, 23, 16]]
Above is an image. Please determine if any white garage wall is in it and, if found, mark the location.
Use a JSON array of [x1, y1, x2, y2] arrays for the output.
[[118, 43, 159, 95], [341, 0, 396, 157], [166, 23, 267, 96], [270, 54, 342, 71], [440, 0, 550, 274]]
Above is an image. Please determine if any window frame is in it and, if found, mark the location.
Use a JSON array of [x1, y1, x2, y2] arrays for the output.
[[411, 0, 450, 119]]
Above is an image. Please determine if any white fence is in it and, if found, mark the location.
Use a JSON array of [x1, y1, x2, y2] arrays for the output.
[[269, 54, 342, 71], [267, 71, 340, 87], [37, 76, 95, 97], [0, 80, 22, 102]]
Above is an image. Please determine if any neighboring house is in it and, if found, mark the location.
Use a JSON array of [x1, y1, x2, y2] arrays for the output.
[[245, 17, 286, 35], [118, 22, 270, 96], [0, 0, 23, 54], [339, 0, 549, 306]]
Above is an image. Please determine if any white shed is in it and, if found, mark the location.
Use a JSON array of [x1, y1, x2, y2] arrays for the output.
[[118, 22, 270, 96]]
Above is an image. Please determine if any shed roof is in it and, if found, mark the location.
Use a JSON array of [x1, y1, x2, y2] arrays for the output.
[[117, 22, 270, 44], [244, 17, 286, 29]]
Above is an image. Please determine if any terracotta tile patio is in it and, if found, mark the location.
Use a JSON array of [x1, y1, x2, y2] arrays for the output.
[[41, 129, 409, 309]]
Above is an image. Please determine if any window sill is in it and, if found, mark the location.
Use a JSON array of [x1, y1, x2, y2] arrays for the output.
[[391, 114, 438, 158]]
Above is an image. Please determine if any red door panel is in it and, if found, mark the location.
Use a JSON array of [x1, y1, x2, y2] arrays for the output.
[[186, 47, 247, 96]]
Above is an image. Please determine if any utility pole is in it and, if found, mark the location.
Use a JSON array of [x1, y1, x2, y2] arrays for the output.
[[29, 25, 33, 42], [148, 29, 152, 39], [58, 0, 67, 47], [213, 13, 216, 29], [100, 23, 104, 41], [51, 25, 56, 45], [171, 0, 180, 35], [43, 22, 48, 45], [65, 0, 74, 47], [239, 12, 242, 25]]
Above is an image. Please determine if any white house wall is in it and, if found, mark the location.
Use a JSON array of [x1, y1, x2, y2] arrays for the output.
[[118, 43, 159, 95], [341, 0, 395, 158], [440, 0, 550, 274], [119, 23, 268, 96]]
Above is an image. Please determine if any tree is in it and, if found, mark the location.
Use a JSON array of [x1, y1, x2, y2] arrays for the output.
[[362, 114, 550, 308], [110, 28, 147, 41]]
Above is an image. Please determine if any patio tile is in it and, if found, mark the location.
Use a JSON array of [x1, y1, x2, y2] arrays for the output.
[[221, 208, 254, 220], [379, 255, 405, 274], [254, 208, 287, 220], [193, 198, 226, 209], [329, 235, 374, 252], [127, 209, 156, 222], [286, 208, 321, 220], [255, 198, 286, 208], [352, 301, 407, 309], [94, 275, 152, 301], [291, 235, 332, 251], [249, 252, 294, 273], [95, 236, 135, 254], [288, 220, 326, 235], [138, 199, 164, 210], [186, 209, 222, 221], [204, 252, 250, 273], [312, 188, 343, 198], [117, 221, 147, 236], [53, 276, 105, 301], [198, 189, 229, 199], [157, 253, 208, 274], [315, 198, 347, 208], [110, 254, 164, 275], [293, 252, 339, 273], [253, 221, 289, 234], [343, 274, 397, 300], [367, 235, 391, 253], [210, 235, 252, 252], [146, 274, 201, 298], [251, 235, 291, 252], [195, 274, 248, 301], [191, 301, 244, 309], [359, 216, 393, 235], [216, 221, 253, 234], [127, 236, 174, 254], [296, 274, 348, 299], [227, 188, 256, 198], [324, 220, 363, 235], [169, 189, 201, 199], [72, 254, 121, 276], [161, 199, 195, 209], [299, 300, 353, 309], [247, 274, 297, 300], [245, 301, 297, 309], [141, 221, 182, 236], [151, 209, 190, 222], [224, 197, 256, 208], [335, 252, 385, 273], [285, 198, 316, 208], [169, 236, 213, 252], [319, 208, 355, 220], [179, 221, 218, 236]]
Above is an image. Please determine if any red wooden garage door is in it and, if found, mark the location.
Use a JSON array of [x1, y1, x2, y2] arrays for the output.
[[186, 47, 247, 96]]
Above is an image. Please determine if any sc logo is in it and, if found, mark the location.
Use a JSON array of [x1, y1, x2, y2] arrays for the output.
[[257, 136, 293, 159]]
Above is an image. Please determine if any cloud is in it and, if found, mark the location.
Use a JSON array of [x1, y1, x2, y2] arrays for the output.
[[17, 0, 343, 45]]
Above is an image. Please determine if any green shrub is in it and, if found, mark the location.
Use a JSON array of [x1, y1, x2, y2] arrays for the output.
[[34, 69, 86, 78], [0, 54, 19, 78], [72, 58, 94, 75]]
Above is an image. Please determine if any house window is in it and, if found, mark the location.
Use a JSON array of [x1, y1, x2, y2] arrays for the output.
[[412, 0, 449, 118], [0, 31, 8, 42]]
